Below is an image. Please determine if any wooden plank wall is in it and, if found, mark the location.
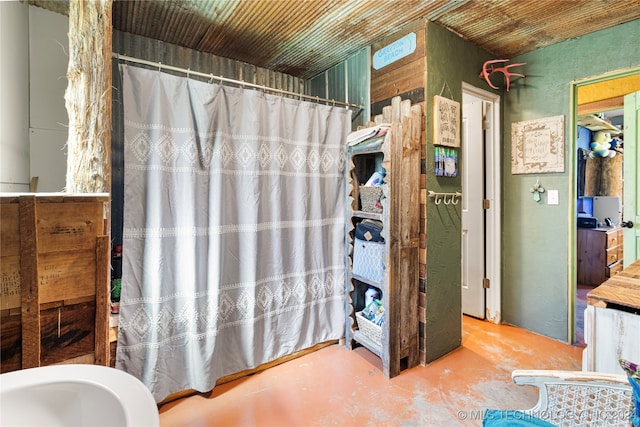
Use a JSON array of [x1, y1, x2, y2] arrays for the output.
[[370, 19, 428, 363], [0, 195, 110, 373]]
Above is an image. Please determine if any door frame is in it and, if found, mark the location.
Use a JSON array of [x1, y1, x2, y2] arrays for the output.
[[568, 65, 640, 342], [462, 82, 501, 323]]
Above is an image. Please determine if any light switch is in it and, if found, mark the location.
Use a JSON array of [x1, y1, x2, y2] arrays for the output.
[[548, 189, 559, 205]]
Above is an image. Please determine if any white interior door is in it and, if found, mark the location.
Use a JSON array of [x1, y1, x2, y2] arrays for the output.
[[461, 97, 485, 318], [623, 91, 639, 266]]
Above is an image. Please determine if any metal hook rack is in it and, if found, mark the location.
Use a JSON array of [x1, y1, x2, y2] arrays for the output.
[[427, 190, 462, 205]]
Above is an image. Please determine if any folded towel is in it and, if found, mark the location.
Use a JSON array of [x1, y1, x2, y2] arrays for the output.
[[347, 124, 390, 146]]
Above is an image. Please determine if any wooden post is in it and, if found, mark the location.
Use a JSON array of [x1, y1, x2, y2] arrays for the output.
[[19, 196, 40, 368], [65, 0, 113, 368], [65, 0, 113, 194], [94, 235, 110, 366]]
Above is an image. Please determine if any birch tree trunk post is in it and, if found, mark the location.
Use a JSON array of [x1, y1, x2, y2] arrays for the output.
[[65, 0, 112, 193]]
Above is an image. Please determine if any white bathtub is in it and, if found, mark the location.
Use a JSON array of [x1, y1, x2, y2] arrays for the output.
[[0, 364, 159, 427]]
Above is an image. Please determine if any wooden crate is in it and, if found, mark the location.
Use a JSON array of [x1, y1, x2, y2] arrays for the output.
[[0, 193, 110, 372]]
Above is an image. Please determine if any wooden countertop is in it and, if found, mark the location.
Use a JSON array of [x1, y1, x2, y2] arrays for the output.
[[587, 258, 640, 310]]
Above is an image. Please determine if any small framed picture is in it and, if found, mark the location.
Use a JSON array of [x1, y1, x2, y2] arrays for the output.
[[435, 147, 458, 177], [511, 115, 565, 174]]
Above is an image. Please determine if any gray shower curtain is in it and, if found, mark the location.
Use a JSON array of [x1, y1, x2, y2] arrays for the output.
[[116, 65, 350, 402]]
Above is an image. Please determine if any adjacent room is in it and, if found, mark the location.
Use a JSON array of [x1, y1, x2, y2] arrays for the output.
[[1, 1, 639, 426]]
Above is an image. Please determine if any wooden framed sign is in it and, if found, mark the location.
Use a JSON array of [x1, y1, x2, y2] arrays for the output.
[[433, 95, 460, 147], [511, 115, 565, 174]]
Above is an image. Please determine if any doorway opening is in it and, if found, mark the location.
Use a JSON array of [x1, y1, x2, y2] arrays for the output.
[[461, 82, 501, 323], [570, 67, 640, 345]]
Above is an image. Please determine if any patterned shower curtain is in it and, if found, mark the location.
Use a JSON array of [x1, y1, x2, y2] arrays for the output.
[[116, 65, 350, 402]]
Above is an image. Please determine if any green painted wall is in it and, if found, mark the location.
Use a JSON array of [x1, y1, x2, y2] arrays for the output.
[[424, 22, 494, 362], [502, 19, 640, 341]]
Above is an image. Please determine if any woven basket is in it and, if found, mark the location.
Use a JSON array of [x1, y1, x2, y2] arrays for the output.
[[359, 185, 383, 213], [355, 311, 382, 345]]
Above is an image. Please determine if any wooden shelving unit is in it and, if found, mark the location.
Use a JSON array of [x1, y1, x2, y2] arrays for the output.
[[344, 97, 421, 378]]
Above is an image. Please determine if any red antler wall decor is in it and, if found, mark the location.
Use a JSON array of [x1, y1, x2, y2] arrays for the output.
[[480, 59, 526, 92]]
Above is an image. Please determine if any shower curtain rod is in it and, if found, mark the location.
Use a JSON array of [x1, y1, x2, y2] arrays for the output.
[[113, 53, 363, 110]]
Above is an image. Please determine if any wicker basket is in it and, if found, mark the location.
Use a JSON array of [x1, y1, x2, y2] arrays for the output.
[[359, 185, 383, 213], [355, 311, 382, 345]]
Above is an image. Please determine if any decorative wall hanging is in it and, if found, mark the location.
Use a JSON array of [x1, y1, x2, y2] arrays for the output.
[[511, 115, 565, 174], [433, 95, 460, 147], [530, 178, 545, 202], [435, 146, 458, 177], [480, 59, 526, 92], [373, 32, 416, 70]]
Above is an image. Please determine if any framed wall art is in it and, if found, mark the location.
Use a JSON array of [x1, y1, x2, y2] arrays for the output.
[[433, 95, 460, 147], [511, 115, 565, 174]]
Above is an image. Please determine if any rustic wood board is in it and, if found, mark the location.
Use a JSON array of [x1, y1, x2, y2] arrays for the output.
[[1, 255, 21, 310], [371, 20, 426, 105], [1, 194, 110, 371], [94, 235, 110, 366], [0, 203, 19, 255], [357, 99, 421, 377], [20, 196, 40, 369], [38, 251, 97, 304], [0, 312, 21, 373], [587, 259, 640, 309], [40, 302, 96, 366], [36, 202, 104, 253]]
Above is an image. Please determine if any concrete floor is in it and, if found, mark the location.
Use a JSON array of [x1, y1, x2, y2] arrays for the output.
[[159, 316, 583, 426]]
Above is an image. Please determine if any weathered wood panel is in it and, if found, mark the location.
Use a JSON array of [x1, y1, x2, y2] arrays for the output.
[[1, 256, 21, 310], [19, 196, 40, 369], [0, 203, 19, 255], [35, 202, 103, 253], [370, 20, 427, 363], [38, 251, 97, 304], [346, 96, 421, 378], [0, 194, 110, 372], [370, 20, 426, 105], [40, 303, 95, 365], [94, 235, 110, 366], [0, 312, 21, 373]]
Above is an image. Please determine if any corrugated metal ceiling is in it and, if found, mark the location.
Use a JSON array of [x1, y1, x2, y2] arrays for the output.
[[31, 0, 640, 79]]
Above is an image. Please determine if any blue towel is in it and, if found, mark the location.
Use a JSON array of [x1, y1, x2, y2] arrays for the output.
[[483, 409, 556, 427]]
